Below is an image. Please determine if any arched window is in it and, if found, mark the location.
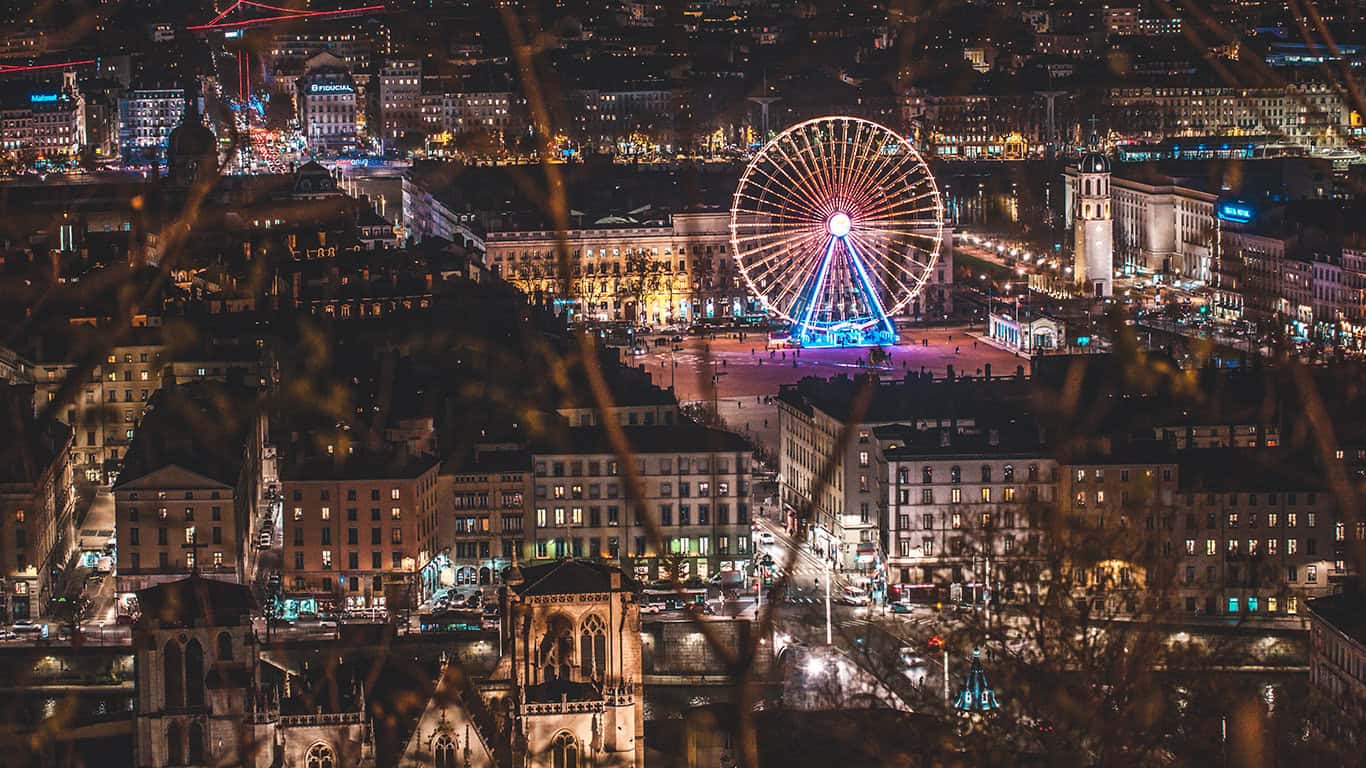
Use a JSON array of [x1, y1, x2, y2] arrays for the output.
[[552, 732, 579, 768], [1028, 464, 1040, 482], [1003, 465, 1015, 482], [980, 465, 992, 483], [188, 720, 205, 764], [166, 721, 184, 765], [539, 614, 574, 682], [306, 742, 336, 768], [184, 639, 205, 707], [163, 640, 184, 709], [950, 466, 961, 484], [217, 631, 233, 662], [921, 466, 933, 484], [579, 614, 608, 681], [434, 734, 456, 768]]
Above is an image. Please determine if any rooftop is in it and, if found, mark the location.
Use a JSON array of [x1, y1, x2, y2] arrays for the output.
[[1308, 589, 1366, 648], [510, 559, 636, 597], [532, 424, 750, 455]]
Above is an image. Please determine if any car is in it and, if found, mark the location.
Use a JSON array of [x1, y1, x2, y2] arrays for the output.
[[890, 602, 914, 614], [757, 532, 775, 547], [839, 589, 871, 606], [686, 602, 716, 616], [640, 603, 663, 615], [259, 530, 272, 549], [670, 335, 683, 343], [899, 648, 928, 667], [115, 613, 136, 626]]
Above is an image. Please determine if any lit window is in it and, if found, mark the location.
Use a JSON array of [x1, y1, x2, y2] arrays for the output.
[[321, 507, 330, 520]]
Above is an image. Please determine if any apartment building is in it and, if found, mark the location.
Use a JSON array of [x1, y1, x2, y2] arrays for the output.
[[880, 422, 1056, 600], [483, 211, 751, 325], [279, 452, 440, 615], [1108, 83, 1350, 149], [297, 51, 358, 156], [117, 86, 185, 164], [1307, 590, 1366, 748], [440, 449, 530, 587], [778, 373, 1019, 574], [112, 383, 266, 605], [529, 426, 753, 582], [0, 386, 74, 621], [26, 331, 260, 485], [882, 431, 1347, 618], [378, 59, 421, 144]]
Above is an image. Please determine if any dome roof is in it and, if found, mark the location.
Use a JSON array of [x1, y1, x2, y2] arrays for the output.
[[1079, 150, 1110, 174]]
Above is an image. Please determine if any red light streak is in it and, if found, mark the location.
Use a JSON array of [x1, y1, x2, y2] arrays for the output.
[[186, 2, 386, 31], [0, 59, 97, 74]]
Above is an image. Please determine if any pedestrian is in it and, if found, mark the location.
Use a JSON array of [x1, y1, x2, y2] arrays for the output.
[[974, 341, 978, 350], [955, 346, 960, 354], [751, 348, 755, 356]]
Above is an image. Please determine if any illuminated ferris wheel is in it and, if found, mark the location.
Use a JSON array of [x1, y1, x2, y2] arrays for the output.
[[729, 116, 944, 347]]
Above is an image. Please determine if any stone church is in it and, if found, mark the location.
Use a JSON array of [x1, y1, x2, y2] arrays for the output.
[[133, 575, 373, 768], [132, 559, 644, 767], [400, 559, 644, 768]]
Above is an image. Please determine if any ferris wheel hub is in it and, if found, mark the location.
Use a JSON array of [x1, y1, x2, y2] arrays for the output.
[[827, 212, 851, 237]]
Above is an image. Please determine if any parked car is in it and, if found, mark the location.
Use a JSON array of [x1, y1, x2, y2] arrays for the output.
[[640, 603, 663, 615], [890, 601, 914, 614]]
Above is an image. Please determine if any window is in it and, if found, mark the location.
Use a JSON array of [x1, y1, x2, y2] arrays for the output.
[[921, 489, 933, 504], [434, 735, 457, 768], [950, 466, 961, 483], [922, 467, 933, 484], [980, 487, 991, 502], [322, 551, 332, 569], [951, 488, 961, 504], [858, 451, 869, 467], [1307, 565, 1317, 583], [551, 732, 579, 768], [306, 743, 337, 768]]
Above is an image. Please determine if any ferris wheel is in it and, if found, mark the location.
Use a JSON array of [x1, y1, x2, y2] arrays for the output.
[[729, 116, 944, 347]]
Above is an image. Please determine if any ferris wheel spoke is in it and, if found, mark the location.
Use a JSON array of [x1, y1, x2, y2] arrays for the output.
[[853, 189, 944, 224], [733, 173, 827, 225], [792, 128, 840, 217], [846, 232, 929, 314], [830, 120, 858, 213], [849, 228, 937, 279], [857, 220, 945, 245], [844, 122, 887, 212], [741, 228, 833, 305], [841, 236, 900, 327], [768, 137, 835, 221], [761, 233, 835, 316], [830, 120, 863, 213], [851, 224, 938, 269], [740, 157, 834, 222], [730, 223, 824, 251]]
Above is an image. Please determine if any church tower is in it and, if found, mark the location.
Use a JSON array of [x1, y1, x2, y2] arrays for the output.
[[132, 576, 258, 768], [1072, 132, 1114, 298]]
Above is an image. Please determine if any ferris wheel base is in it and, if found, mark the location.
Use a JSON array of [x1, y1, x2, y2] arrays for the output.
[[794, 325, 897, 349]]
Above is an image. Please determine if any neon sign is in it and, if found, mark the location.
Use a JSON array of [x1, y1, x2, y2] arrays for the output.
[[30, 93, 61, 103], [1217, 202, 1254, 223], [310, 83, 354, 94]]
